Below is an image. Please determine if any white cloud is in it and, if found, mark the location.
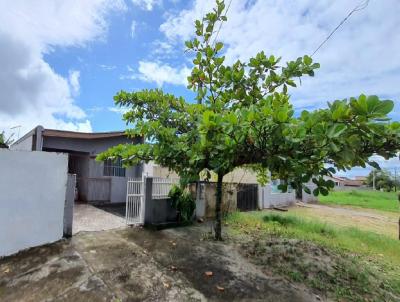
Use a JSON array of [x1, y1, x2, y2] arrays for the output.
[[336, 155, 400, 178], [131, 0, 161, 11], [159, 0, 400, 175], [120, 65, 137, 80], [160, 0, 400, 112], [69, 70, 80, 96], [0, 0, 126, 136], [99, 64, 116, 70], [151, 40, 177, 58], [108, 107, 130, 114], [137, 61, 190, 86], [130, 20, 137, 38]]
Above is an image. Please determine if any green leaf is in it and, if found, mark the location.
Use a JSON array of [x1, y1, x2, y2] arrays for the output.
[[185, 41, 193, 49], [368, 161, 381, 170], [215, 42, 224, 52], [303, 55, 312, 65], [374, 99, 394, 115], [327, 124, 347, 138], [276, 110, 288, 122], [303, 186, 311, 194], [319, 187, 329, 196]]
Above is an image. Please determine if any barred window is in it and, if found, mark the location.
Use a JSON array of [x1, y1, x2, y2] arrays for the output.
[[103, 158, 126, 177]]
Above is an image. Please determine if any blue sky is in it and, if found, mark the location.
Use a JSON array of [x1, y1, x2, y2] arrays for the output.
[[1, 0, 399, 177], [43, 0, 196, 132]]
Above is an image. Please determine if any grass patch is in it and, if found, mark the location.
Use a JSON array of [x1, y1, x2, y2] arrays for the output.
[[228, 211, 400, 264], [226, 211, 400, 301], [319, 189, 399, 212]]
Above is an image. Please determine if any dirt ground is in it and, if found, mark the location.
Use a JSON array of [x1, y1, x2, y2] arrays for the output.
[[293, 203, 399, 238], [0, 224, 321, 302]]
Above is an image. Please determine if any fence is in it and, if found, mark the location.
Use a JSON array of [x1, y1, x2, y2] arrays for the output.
[[126, 178, 144, 225], [260, 182, 318, 208], [126, 177, 180, 225], [152, 177, 179, 199]]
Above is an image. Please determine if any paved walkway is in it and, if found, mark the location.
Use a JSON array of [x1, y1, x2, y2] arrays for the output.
[[0, 226, 319, 302], [73, 203, 126, 234]]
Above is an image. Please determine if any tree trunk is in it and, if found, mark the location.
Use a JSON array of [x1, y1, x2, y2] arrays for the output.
[[295, 181, 303, 201], [214, 173, 223, 241]]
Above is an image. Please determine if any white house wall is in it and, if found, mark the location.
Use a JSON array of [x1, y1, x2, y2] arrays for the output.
[[0, 150, 68, 257], [10, 135, 33, 151]]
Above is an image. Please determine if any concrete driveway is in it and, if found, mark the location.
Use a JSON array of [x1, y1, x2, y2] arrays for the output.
[[73, 203, 126, 234], [0, 225, 320, 302]]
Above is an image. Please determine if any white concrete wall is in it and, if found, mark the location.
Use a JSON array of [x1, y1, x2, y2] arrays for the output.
[[10, 135, 33, 151], [261, 185, 296, 208], [0, 150, 68, 257]]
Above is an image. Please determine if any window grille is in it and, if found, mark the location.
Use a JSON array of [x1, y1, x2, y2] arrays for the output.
[[103, 158, 126, 177]]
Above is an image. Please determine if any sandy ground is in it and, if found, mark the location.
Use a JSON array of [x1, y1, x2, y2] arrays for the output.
[[292, 203, 399, 238], [0, 225, 321, 302], [73, 204, 126, 234]]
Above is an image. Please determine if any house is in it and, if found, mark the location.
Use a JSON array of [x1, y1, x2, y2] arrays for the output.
[[324, 175, 366, 188], [10, 126, 143, 203], [324, 175, 346, 187]]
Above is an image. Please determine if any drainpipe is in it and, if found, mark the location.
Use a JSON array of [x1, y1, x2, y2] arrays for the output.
[[36, 125, 44, 151]]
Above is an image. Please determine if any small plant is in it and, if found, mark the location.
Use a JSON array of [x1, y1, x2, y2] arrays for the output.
[[0, 131, 13, 148], [169, 185, 196, 223]]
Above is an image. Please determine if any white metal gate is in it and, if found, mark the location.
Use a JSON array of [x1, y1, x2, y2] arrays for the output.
[[126, 178, 144, 225]]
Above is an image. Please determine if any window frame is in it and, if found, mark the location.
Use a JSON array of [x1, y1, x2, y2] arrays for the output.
[[103, 158, 126, 177]]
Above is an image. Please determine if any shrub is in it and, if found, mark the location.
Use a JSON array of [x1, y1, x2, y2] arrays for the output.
[[169, 185, 196, 223]]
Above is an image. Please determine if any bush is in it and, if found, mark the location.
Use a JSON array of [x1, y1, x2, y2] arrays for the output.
[[169, 185, 196, 223]]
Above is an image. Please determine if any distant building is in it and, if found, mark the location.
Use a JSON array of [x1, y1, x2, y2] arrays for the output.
[[325, 175, 366, 188]]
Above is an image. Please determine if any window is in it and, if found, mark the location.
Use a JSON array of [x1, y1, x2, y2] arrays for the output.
[[103, 158, 126, 177]]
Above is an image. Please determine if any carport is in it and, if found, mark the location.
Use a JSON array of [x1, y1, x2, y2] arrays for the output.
[[72, 203, 126, 234]]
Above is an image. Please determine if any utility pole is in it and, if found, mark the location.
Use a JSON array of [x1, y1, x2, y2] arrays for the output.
[[372, 169, 376, 190], [398, 193, 400, 240], [394, 167, 397, 192]]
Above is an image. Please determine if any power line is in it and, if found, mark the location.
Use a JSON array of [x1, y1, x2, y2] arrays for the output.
[[311, 0, 370, 57], [212, 0, 233, 47]]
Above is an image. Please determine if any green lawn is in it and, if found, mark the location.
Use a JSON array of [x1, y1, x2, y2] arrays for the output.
[[319, 189, 399, 212]]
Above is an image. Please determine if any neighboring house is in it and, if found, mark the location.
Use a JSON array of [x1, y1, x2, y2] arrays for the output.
[[354, 176, 367, 184], [324, 175, 346, 187], [324, 175, 366, 188], [143, 161, 179, 178], [11, 126, 142, 203]]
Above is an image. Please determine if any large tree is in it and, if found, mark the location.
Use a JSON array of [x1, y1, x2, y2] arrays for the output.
[[99, 0, 400, 240], [366, 169, 399, 192]]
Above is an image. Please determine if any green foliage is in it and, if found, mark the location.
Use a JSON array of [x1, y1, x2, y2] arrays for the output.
[[98, 0, 400, 198], [168, 185, 196, 222], [365, 170, 399, 192], [0, 131, 13, 148]]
